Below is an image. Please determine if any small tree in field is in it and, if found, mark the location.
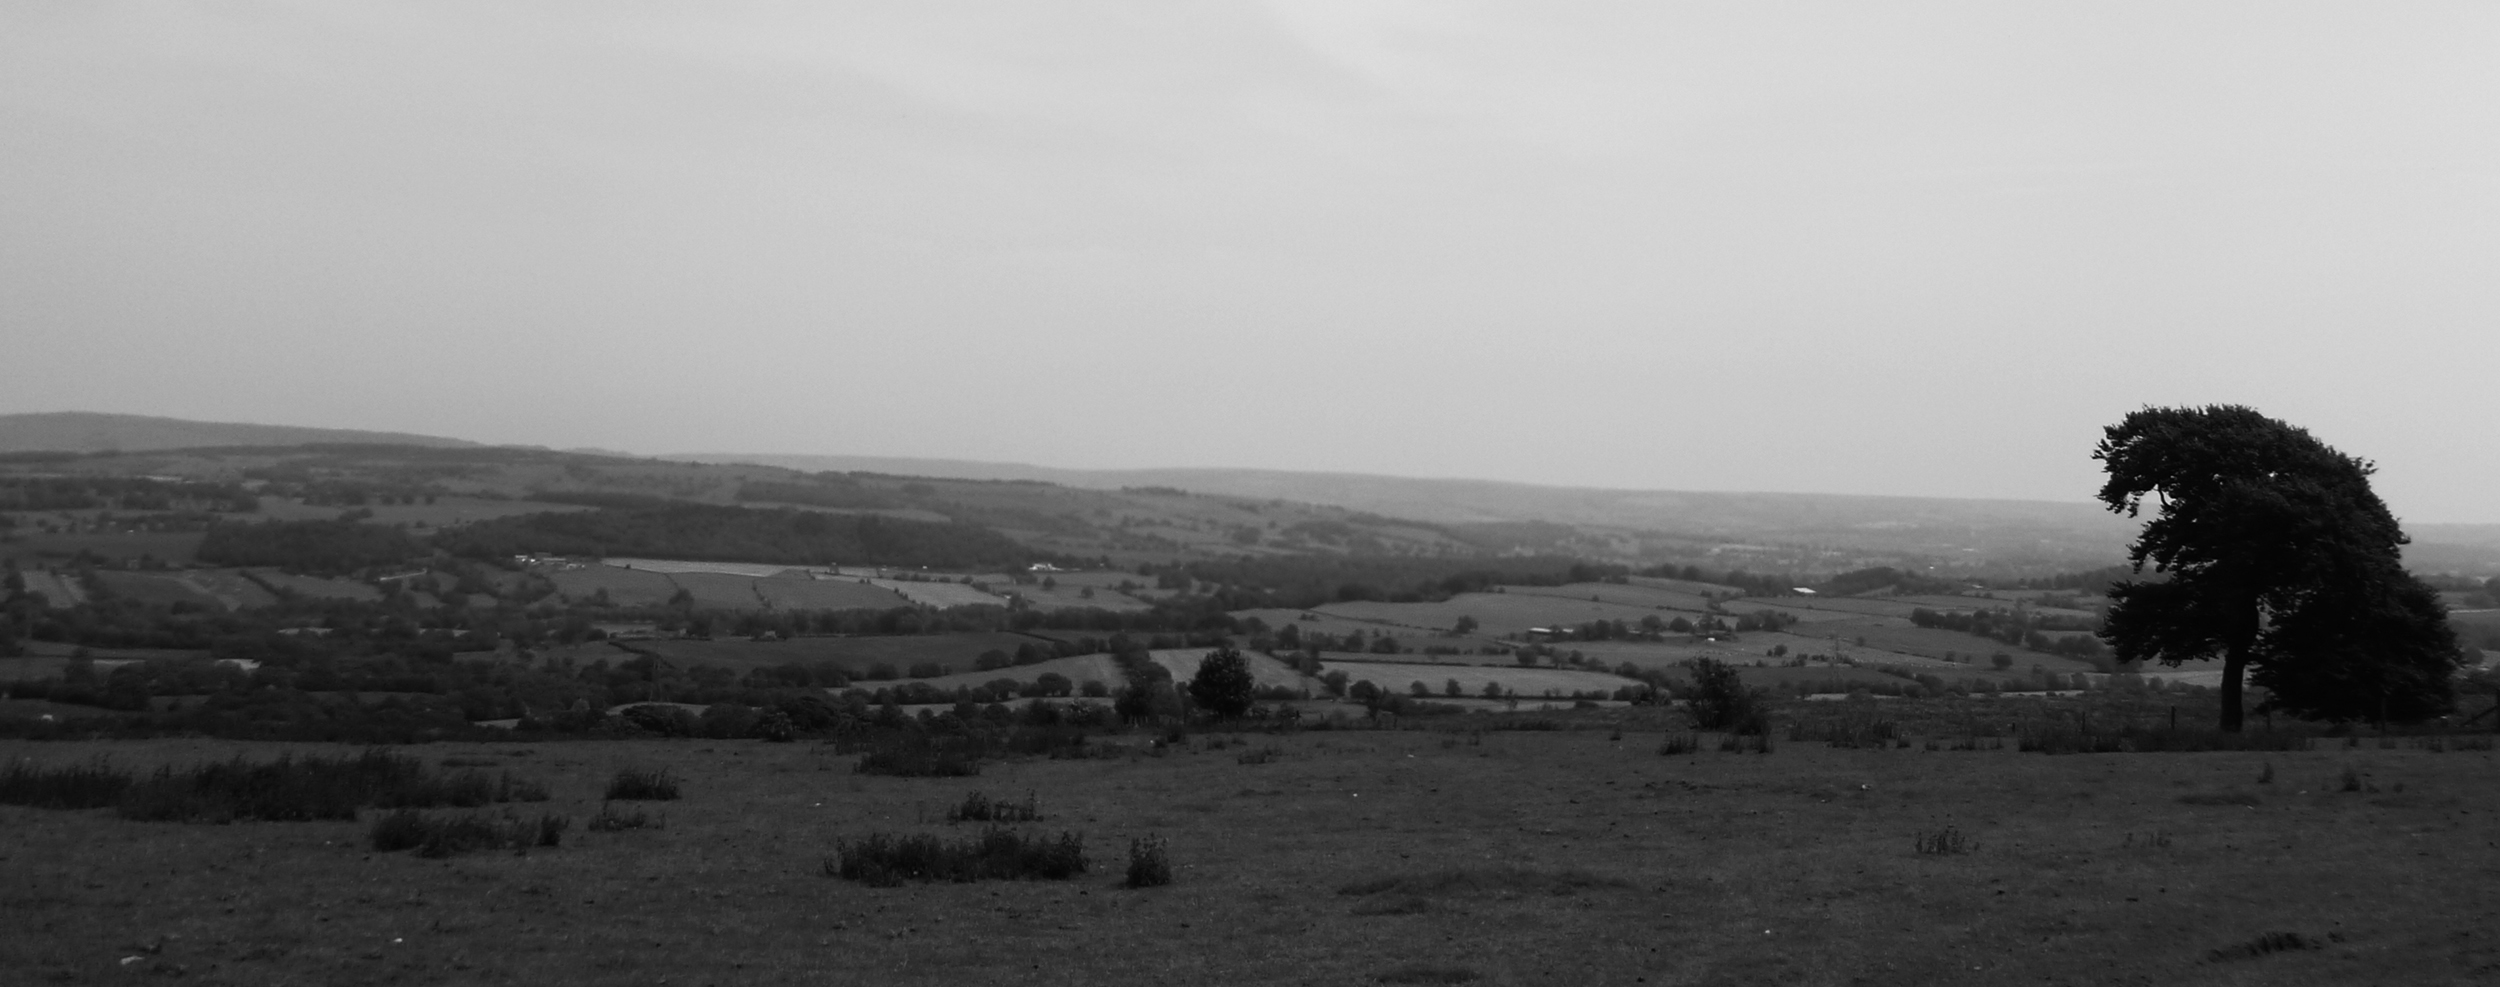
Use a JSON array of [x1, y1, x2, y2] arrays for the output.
[[1684, 657, 1765, 733], [1186, 646, 1256, 720]]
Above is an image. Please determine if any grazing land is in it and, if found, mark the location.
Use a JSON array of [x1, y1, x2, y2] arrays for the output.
[[7, 724, 2499, 986]]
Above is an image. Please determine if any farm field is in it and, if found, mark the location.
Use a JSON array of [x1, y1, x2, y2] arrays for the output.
[[546, 566, 679, 607], [253, 496, 584, 527], [15, 568, 89, 607], [1503, 581, 1721, 612], [750, 576, 914, 611], [663, 571, 771, 610], [867, 579, 1008, 609], [88, 569, 279, 611], [249, 570, 381, 602], [8, 729, 2495, 986], [613, 633, 1055, 676], [907, 649, 1319, 696]]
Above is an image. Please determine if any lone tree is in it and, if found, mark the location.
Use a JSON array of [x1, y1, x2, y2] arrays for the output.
[[1186, 645, 1258, 720], [2094, 405, 2462, 731]]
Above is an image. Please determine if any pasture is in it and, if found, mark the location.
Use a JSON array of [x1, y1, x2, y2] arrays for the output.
[[6, 723, 2498, 986]]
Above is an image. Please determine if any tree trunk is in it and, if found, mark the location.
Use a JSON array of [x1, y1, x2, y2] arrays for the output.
[[2219, 644, 2247, 733]]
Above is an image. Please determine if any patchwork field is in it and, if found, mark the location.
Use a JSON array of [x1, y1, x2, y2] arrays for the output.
[[868, 579, 1009, 609], [750, 576, 915, 611], [250, 570, 381, 602], [7, 729, 2495, 986], [612, 633, 1058, 676], [87, 569, 279, 611], [0, 529, 204, 567], [15, 568, 89, 607], [546, 566, 680, 607]]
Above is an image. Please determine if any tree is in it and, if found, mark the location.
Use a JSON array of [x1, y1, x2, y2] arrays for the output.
[[2094, 405, 2462, 730], [1683, 657, 1764, 732], [1186, 646, 1257, 719]]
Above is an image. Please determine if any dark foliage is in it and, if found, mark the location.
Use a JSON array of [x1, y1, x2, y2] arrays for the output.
[[2095, 405, 2463, 729], [0, 759, 133, 809], [855, 734, 982, 777], [1187, 646, 1257, 720], [825, 828, 1087, 886], [102, 750, 549, 823], [945, 790, 1041, 823], [1682, 657, 1767, 733], [370, 808, 568, 856], [603, 767, 681, 801], [586, 801, 663, 832], [1123, 834, 1172, 888], [197, 518, 426, 574]]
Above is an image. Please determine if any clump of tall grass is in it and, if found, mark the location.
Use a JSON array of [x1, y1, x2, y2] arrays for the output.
[[604, 767, 681, 801], [0, 759, 133, 809], [1657, 733, 1700, 756], [586, 801, 665, 832], [1124, 834, 1172, 889], [824, 829, 1087, 887], [945, 790, 1041, 823], [110, 750, 552, 824], [1914, 826, 1973, 855], [370, 809, 568, 857], [1337, 866, 1627, 899]]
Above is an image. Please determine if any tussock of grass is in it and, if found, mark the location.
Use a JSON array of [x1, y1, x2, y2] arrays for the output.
[[0, 759, 132, 809], [69, 750, 556, 824], [2206, 931, 2327, 962], [586, 801, 664, 832], [1914, 826, 1973, 855], [1372, 962, 1481, 983], [1337, 866, 1628, 899], [825, 829, 1086, 886], [2177, 791, 2261, 807], [1124, 835, 1171, 888], [855, 736, 982, 778], [370, 809, 569, 857], [604, 767, 681, 801], [945, 790, 1040, 823]]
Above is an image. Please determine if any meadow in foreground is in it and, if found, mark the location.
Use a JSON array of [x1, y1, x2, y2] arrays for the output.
[[5, 717, 2498, 986]]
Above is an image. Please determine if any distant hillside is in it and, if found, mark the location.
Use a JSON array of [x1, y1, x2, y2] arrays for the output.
[[0, 412, 477, 453], [673, 453, 2142, 569]]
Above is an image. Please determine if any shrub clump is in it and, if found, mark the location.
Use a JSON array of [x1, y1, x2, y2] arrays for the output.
[[604, 767, 681, 801], [825, 829, 1087, 887], [1124, 834, 1173, 888], [1914, 826, 1973, 855], [104, 750, 552, 824], [370, 809, 568, 857]]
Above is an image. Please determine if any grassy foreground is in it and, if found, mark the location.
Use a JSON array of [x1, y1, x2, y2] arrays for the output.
[[4, 726, 2498, 986]]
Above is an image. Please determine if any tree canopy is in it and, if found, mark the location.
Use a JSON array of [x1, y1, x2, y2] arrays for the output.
[[1185, 646, 1257, 720], [2093, 405, 2461, 729]]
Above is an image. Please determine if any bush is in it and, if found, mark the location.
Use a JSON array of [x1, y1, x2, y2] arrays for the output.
[[604, 767, 681, 801], [1914, 826, 1972, 855], [106, 750, 548, 824], [825, 829, 1087, 886], [1124, 834, 1172, 888], [1684, 658, 1768, 733], [1658, 733, 1700, 756]]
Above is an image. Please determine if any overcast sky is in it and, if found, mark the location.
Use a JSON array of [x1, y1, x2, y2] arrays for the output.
[[4, 2, 2495, 521]]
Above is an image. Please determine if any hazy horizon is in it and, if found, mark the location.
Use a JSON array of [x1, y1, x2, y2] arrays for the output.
[[7, 3, 2496, 522]]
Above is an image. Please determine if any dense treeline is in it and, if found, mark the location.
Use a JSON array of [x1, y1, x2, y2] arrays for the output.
[[198, 519, 428, 575], [1911, 606, 2108, 659], [1813, 566, 1965, 598], [0, 476, 258, 513], [433, 505, 1043, 570], [734, 479, 902, 511]]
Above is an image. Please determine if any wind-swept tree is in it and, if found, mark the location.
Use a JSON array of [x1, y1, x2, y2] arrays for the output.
[[2094, 405, 2462, 730]]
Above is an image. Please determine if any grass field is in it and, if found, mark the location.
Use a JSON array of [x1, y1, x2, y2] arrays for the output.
[[7, 726, 2495, 986], [750, 576, 914, 611], [15, 568, 89, 607], [1319, 658, 1640, 698], [546, 566, 680, 607], [868, 579, 1009, 609]]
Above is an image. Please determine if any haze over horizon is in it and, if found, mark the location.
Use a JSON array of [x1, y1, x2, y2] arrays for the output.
[[7, 3, 2496, 522]]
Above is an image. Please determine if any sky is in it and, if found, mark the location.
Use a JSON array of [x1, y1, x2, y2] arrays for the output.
[[4, 2, 2496, 522]]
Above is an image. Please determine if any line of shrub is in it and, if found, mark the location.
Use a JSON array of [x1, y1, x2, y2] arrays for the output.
[[603, 767, 680, 800], [825, 829, 1087, 886], [945, 790, 1040, 823]]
